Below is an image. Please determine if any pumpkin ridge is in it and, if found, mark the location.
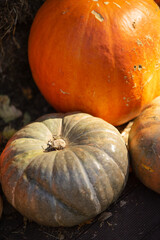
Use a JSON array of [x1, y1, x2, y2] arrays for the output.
[[0, 140, 46, 171], [12, 122, 52, 142], [51, 150, 91, 216], [72, 128, 123, 143], [24, 172, 87, 219], [26, 151, 58, 193], [99, 147, 127, 178], [1, 165, 18, 204], [69, 149, 102, 214], [47, 149, 104, 217], [12, 137, 47, 144], [72, 145, 127, 200], [62, 115, 92, 137], [74, 129, 124, 143], [10, 138, 47, 151], [0, 148, 44, 177], [11, 151, 86, 218], [48, 150, 100, 217], [75, 144, 126, 179], [11, 134, 48, 143], [41, 118, 63, 138], [71, 146, 114, 207], [6, 153, 43, 207], [23, 175, 89, 224]]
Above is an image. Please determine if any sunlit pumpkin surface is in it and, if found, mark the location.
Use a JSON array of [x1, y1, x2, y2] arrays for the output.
[[28, 0, 160, 126]]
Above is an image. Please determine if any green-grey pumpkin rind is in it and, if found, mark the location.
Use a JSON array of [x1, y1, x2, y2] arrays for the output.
[[0, 112, 129, 227]]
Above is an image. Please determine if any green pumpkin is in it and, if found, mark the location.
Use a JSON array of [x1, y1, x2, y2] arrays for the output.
[[0, 112, 129, 227]]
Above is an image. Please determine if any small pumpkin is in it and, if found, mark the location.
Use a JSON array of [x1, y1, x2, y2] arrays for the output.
[[129, 96, 160, 194], [28, 0, 160, 126], [0, 112, 129, 227]]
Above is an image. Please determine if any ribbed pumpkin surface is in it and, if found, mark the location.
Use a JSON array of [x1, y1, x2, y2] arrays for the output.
[[0, 112, 129, 227]]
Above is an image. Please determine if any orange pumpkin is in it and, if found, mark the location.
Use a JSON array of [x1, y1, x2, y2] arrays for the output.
[[128, 96, 160, 194], [28, 0, 160, 126]]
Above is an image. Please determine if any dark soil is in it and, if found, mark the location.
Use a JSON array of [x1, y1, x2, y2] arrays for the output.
[[0, 1, 160, 240], [0, 0, 52, 140]]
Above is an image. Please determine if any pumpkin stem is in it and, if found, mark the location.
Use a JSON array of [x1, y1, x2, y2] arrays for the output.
[[45, 137, 66, 152]]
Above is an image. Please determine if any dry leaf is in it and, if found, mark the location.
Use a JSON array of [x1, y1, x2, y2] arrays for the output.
[[120, 121, 133, 147], [2, 125, 16, 140], [23, 112, 31, 126], [120, 200, 127, 207], [0, 95, 22, 123], [22, 87, 32, 100], [98, 211, 112, 222]]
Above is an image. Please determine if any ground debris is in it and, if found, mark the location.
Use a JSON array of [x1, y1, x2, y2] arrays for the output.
[[120, 200, 127, 207], [98, 211, 112, 222], [2, 125, 16, 140], [22, 87, 33, 100], [58, 233, 65, 240], [119, 121, 133, 147], [0, 95, 22, 123], [23, 112, 31, 126]]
